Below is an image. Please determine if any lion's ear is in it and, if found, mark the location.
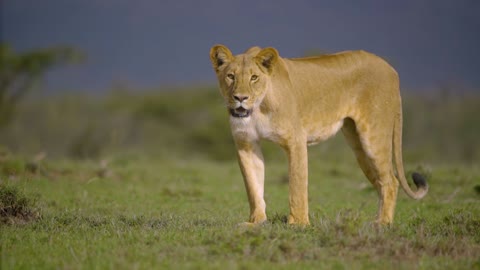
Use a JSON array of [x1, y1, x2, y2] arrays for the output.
[[210, 44, 233, 72], [255, 47, 279, 74]]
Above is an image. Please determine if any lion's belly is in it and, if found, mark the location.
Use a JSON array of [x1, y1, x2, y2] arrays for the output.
[[306, 119, 344, 146]]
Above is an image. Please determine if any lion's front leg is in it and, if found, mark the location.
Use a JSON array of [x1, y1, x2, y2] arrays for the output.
[[235, 139, 267, 225], [286, 141, 310, 225]]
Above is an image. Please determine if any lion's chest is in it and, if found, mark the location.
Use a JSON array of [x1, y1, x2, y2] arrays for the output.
[[229, 114, 281, 143]]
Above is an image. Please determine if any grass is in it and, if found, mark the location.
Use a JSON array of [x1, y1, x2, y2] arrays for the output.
[[1, 155, 479, 269]]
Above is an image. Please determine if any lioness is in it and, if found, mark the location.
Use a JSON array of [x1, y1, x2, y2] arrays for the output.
[[209, 45, 428, 225]]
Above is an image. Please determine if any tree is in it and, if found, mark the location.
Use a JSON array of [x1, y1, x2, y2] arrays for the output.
[[0, 44, 83, 128]]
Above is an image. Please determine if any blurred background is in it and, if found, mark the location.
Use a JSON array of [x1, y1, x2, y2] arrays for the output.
[[1, 0, 479, 164]]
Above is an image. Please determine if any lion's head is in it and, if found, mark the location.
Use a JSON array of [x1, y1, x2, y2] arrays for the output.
[[210, 45, 279, 118]]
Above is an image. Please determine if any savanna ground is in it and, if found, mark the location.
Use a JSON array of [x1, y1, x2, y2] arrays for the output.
[[1, 87, 479, 269]]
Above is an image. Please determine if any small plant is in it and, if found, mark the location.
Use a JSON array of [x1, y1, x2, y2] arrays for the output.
[[0, 184, 40, 225]]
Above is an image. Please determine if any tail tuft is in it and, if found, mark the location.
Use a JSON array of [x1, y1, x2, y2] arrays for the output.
[[412, 172, 427, 189]]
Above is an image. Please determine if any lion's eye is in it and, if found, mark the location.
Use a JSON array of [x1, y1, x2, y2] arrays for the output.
[[227, 74, 235, 80], [251, 75, 258, 81]]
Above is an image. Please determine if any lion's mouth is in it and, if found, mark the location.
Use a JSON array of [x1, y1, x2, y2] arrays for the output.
[[230, 107, 252, 118]]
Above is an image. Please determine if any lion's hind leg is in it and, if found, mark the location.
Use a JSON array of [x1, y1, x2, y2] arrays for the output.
[[342, 118, 399, 225]]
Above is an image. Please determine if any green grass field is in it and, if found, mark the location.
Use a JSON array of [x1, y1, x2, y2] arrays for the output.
[[1, 88, 480, 269], [1, 156, 479, 269]]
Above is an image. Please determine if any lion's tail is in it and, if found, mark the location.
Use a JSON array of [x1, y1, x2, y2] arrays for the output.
[[393, 110, 428, 200]]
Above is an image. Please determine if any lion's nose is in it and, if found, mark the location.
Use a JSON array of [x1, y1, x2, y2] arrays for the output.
[[233, 95, 249, 102]]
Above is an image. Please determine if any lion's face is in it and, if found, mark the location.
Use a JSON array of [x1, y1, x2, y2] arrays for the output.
[[219, 57, 267, 118], [210, 45, 278, 118]]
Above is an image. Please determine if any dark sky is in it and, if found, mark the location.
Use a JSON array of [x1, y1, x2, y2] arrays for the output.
[[2, 0, 480, 92]]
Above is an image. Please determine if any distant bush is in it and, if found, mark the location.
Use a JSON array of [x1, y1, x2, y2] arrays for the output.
[[402, 91, 480, 164], [0, 87, 478, 163], [68, 123, 108, 159]]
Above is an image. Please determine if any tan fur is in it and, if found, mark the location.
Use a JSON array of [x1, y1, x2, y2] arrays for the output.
[[209, 45, 428, 225]]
